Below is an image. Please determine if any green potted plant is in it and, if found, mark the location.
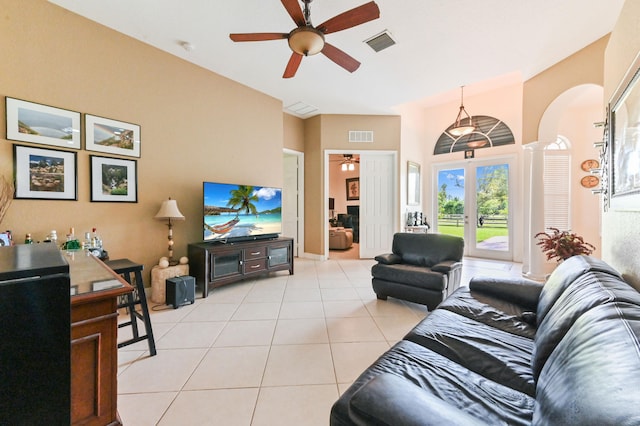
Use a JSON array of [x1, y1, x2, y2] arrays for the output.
[[535, 227, 596, 262]]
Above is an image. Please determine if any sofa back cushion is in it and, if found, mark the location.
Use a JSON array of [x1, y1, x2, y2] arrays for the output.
[[533, 302, 640, 425], [531, 270, 640, 379], [392, 233, 464, 267], [536, 255, 622, 325]]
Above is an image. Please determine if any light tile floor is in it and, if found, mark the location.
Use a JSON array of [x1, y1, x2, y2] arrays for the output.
[[116, 256, 523, 425]]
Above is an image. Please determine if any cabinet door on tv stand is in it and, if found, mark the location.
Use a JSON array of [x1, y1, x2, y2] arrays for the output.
[[210, 249, 243, 281]]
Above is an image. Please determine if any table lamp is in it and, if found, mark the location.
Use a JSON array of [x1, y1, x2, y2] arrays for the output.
[[154, 197, 185, 265]]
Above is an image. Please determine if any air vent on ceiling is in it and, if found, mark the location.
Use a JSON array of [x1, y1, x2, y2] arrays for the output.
[[349, 130, 374, 143], [364, 30, 396, 53], [285, 101, 318, 116]]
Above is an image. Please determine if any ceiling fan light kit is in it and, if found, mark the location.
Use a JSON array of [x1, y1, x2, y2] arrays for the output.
[[288, 27, 325, 56], [229, 0, 380, 78]]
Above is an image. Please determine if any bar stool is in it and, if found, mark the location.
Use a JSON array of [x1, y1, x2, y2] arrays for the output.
[[105, 258, 157, 356]]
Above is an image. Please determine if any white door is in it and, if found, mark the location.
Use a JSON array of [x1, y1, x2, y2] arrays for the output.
[[359, 152, 396, 258], [283, 151, 303, 257]]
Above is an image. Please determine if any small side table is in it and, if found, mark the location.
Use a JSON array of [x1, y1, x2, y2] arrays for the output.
[[151, 263, 189, 304]]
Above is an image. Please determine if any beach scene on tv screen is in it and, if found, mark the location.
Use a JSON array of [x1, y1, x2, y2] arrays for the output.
[[204, 183, 282, 241]]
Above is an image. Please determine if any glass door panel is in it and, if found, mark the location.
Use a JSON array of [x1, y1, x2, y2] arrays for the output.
[[473, 164, 510, 255], [436, 168, 465, 239]]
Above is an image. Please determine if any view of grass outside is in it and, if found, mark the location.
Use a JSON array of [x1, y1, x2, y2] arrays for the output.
[[437, 165, 509, 244], [438, 222, 508, 242]]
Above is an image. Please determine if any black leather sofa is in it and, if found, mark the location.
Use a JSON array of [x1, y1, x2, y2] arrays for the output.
[[331, 255, 640, 425], [372, 233, 464, 310]]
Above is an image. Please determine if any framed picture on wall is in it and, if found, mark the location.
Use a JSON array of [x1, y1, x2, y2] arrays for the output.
[[6, 97, 81, 149], [90, 155, 138, 202], [85, 114, 141, 158], [609, 51, 640, 210], [13, 144, 77, 200], [346, 177, 359, 201]]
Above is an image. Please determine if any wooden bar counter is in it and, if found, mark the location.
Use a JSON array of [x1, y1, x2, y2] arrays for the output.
[[67, 250, 132, 426]]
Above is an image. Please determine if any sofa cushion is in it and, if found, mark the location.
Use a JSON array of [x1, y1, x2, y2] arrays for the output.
[[532, 270, 640, 380], [371, 263, 446, 291], [405, 309, 536, 396], [439, 286, 538, 339], [537, 255, 622, 325], [348, 373, 487, 426], [533, 302, 640, 425], [330, 340, 535, 426], [391, 232, 464, 267]]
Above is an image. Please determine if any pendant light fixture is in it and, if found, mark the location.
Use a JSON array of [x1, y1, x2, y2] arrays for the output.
[[449, 86, 475, 137]]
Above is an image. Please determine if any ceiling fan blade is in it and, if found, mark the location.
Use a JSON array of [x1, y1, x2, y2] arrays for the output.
[[283, 52, 303, 78], [229, 33, 288, 42], [316, 1, 380, 34], [321, 43, 360, 73], [281, 0, 306, 27]]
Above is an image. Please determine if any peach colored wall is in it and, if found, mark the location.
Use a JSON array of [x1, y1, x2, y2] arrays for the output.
[[557, 100, 604, 258], [283, 113, 305, 152], [523, 36, 609, 144], [602, 0, 640, 289], [0, 0, 284, 282]]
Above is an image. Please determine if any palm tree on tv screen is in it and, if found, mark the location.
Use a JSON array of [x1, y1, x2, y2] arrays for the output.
[[227, 185, 259, 216]]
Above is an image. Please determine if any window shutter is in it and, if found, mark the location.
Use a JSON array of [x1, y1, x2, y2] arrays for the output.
[[544, 153, 571, 230]]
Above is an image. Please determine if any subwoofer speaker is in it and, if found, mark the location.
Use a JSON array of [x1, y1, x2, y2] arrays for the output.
[[166, 276, 195, 309]]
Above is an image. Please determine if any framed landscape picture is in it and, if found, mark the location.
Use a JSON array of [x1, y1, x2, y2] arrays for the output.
[[6, 97, 81, 149], [90, 155, 137, 202], [13, 144, 77, 200], [85, 114, 141, 158]]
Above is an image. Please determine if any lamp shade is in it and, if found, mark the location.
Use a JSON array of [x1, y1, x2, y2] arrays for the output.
[[154, 198, 185, 220]]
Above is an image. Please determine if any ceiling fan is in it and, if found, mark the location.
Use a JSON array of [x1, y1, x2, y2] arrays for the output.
[[330, 154, 360, 171], [229, 0, 380, 78]]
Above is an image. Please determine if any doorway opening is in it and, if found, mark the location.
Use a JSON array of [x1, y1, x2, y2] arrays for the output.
[[328, 153, 360, 260]]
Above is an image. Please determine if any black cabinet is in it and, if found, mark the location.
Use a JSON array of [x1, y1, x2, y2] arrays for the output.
[[189, 237, 294, 297], [0, 244, 71, 426]]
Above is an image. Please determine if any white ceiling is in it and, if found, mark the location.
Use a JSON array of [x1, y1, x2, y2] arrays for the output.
[[49, 0, 625, 116]]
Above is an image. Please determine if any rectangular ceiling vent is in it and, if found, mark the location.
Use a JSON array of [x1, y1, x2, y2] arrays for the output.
[[285, 101, 318, 117], [349, 130, 374, 143], [364, 30, 396, 53]]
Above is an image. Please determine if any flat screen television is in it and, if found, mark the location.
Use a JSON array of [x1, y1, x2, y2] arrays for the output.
[[203, 181, 282, 242]]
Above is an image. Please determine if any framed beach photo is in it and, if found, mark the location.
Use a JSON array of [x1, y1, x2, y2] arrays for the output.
[[13, 144, 77, 200], [90, 155, 137, 202], [85, 114, 141, 158], [6, 97, 81, 149]]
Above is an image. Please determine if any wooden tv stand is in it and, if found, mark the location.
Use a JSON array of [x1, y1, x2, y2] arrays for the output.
[[188, 237, 294, 297]]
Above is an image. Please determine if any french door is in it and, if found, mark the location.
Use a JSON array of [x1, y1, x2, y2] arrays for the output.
[[434, 158, 514, 260]]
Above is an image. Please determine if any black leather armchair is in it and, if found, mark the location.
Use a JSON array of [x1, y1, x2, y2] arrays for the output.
[[371, 233, 464, 310]]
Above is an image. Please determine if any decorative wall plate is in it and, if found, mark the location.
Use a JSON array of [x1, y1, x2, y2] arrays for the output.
[[580, 159, 600, 172], [580, 175, 600, 188]]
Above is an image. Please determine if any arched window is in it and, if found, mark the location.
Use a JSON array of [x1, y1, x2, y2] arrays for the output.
[[544, 136, 571, 230]]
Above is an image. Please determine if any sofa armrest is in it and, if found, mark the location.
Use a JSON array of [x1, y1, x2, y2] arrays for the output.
[[431, 260, 463, 273], [349, 373, 486, 426], [469, 276, 543, 310], [374, 253, 401, 265]]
